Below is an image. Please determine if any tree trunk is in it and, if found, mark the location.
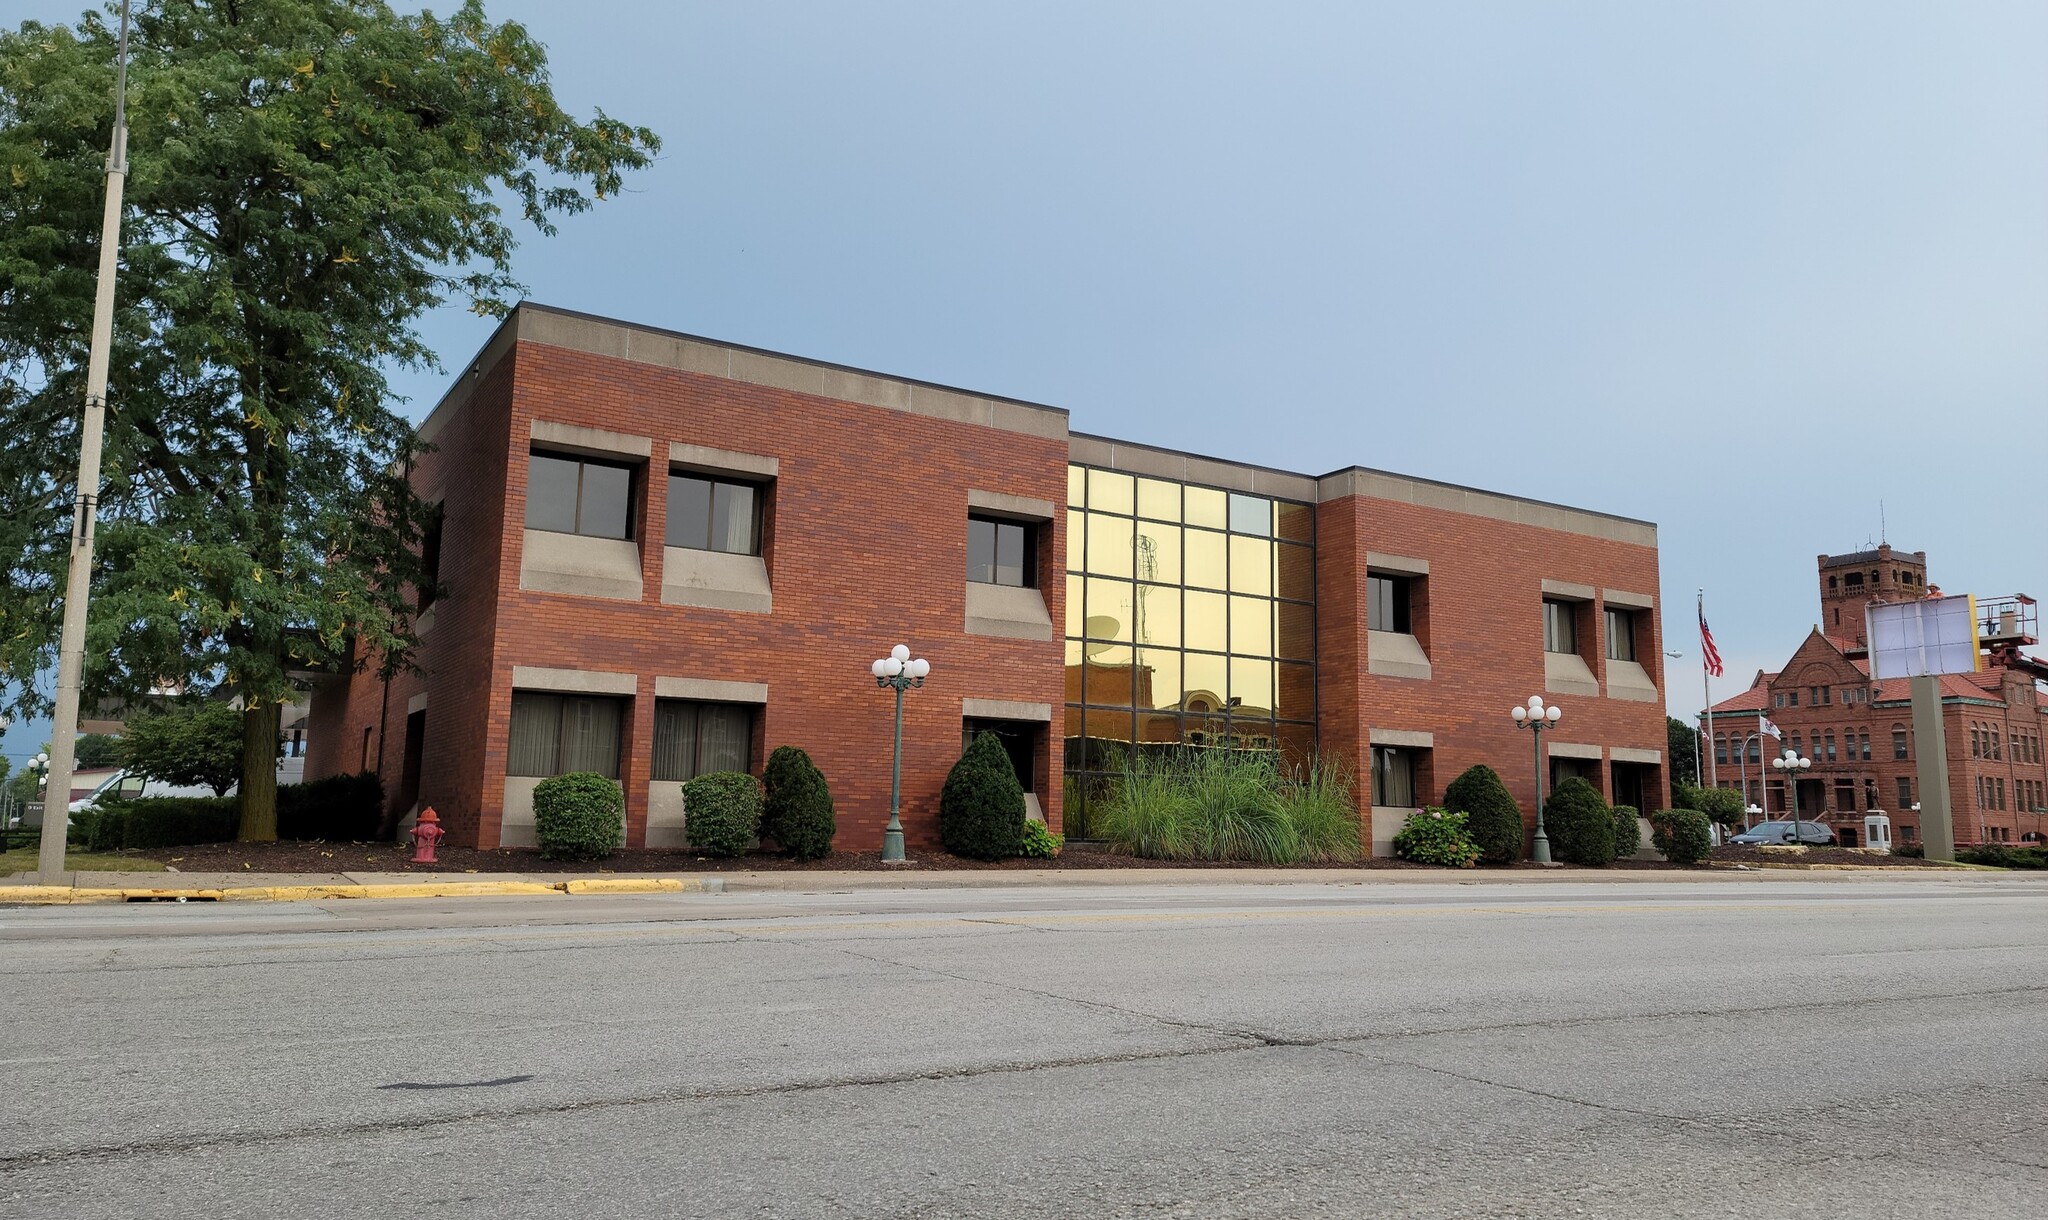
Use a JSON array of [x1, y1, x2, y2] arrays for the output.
[[238, 699, 280, 841]]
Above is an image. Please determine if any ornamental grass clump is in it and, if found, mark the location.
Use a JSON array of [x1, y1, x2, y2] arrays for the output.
[[682, 772, 763, 858], [1391, 807, 1481, 868], [1181, 749, 1297, 864], [1094, 752, 1195, 860], [1443, 764, 1523, 865], [533, 772, 624, 861], [1277, 759, 1361, 864]]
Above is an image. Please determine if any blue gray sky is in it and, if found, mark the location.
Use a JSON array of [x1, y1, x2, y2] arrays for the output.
[[7, 0, 2047, 766]]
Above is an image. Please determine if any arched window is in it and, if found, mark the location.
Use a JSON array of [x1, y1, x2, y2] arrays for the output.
[[1747, 737, 1761, 762], [1715, 735, 1729, 766], [1892, 725, 1908, 759]]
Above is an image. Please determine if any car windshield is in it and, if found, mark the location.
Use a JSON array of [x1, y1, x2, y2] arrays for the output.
[[1742, 822, 1794, 836]]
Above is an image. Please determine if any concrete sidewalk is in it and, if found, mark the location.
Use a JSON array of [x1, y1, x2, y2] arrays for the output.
[[3, 861, 2030, 903]]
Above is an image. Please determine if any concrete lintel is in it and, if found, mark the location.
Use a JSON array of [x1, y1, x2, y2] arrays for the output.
[[511, 665, 637, 696], [1370, 728, 1435, 749], [1366, 552, 1430, 577], [1548, 741, 1603, 760], [405, 693, 429, 715], [1610, 746, 1663, 765], [668, 442, 778, 479], [653, 676, 769, 704], [968, 489, 1057, 521], [1542, 579, 1597, 602], [1602, 587, 1656, 610], [962, 697, 1053, 722], [530, 419, 652, 461]]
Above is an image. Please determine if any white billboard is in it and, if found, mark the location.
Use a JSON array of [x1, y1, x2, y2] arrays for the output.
[[1867, 595, 1981, 679]]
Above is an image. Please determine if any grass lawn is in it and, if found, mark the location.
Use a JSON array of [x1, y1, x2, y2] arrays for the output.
[[0, 848, 168, 876]]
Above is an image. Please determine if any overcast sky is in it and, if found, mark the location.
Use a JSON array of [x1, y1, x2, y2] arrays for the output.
[[8, 0, 2047, 767]]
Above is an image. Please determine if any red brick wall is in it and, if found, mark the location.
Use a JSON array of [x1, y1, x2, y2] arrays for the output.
[[320, 339, 1070, 850], [1316, 494, 1669, 833]]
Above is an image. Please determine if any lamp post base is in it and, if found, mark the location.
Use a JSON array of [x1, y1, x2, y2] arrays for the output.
[[1531, 831, 1553, 866], [881, 821, 906, 863]]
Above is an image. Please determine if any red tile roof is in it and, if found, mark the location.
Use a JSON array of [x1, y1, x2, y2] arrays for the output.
[[1709, 673, 1777, 715]]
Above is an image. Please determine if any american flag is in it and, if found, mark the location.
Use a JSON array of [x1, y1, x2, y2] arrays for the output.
[[1699, 607, 1724, 678]]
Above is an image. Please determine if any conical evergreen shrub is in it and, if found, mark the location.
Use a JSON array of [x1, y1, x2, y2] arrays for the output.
[[1543, 776, 1615, 866], [763, 745, 836, 860], [940, 731, 1026, 860], [1443, 764, 1524, 864]]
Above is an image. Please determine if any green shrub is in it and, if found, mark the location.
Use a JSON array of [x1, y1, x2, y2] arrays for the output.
[[1444, 764, 1523, 864], [1019, 820, 1063, 859], [941, 732, 1027, 860], [277, 772, 384, 841], [1391, 806, 1481, 868], [762, 746, 835, 860], [1609, 804, 1642, 860], [104, 797, 241, 849], [1544, 777, 1615, 866], [682, 771, 762, 858], [1650, 808, 1713, 865], [1892, 842, 1924, 859], [533, 772, 624, 860], [1675, 782, 1746, 826], [1958, 844, 2048, 869], [1278, 760, 1361, 864], [1095, 753, 1194, 860]]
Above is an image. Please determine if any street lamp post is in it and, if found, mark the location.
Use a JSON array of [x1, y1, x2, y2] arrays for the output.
[[1772, 748, 1813, 843], [1511, 695, 1564, 865], [868, 644, 930, 864], [1734, 731, 1760, 825]]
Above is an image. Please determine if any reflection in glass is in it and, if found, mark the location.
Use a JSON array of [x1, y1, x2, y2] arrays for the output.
[[1083, 577, 1134, 642], [1184, 590, 1227, 652], [1229, 535, 1272, 596], [1065, 573, 1083, 637], [1134, 519, 1180, 585], [1277, 542, 1315, 602], [1277, 601, 1315, 660], [1182, 653, 1228, 714], [1276, 662, 1315, 720], [1082, 646, 1136, 706], [1067, 465, 1086, 508], [1276, 500, 1314, 543], [1231, 596, 1272, 657], [1088, 468, 1135, 516], [1137, 648, 1182, 710], [1066, 510, 1085, 571], [1231, 657, 1275, 714], [1138, 710, 1181, 744], [1185, 486, 1227, 530], [1228, 493, 1272, 536], [1134, 584, 1180, 648], [1185, 528, 1227, 590], [1137, 478, 1180, 522], [1087, 513, 1133, 579]]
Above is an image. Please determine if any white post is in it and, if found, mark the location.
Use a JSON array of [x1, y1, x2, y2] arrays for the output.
[[1699, 589, 1717, 793], [36, 4, 130, 881]]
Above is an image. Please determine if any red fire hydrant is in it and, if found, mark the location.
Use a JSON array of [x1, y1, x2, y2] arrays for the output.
[[411, 806, 445, 864]]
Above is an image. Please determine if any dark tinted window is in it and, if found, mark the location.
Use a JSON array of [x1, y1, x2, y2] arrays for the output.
[[1367, 574, 1411, 633], [526, 452, 633, 540], [968, 516, 1033, 587], [667, 475, 760, 554]]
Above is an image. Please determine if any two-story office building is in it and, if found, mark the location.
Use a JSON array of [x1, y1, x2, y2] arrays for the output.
[[305, 304, 1671, 853]]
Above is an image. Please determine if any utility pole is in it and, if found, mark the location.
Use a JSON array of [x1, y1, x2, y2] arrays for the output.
[[36, 2, 131, 881]]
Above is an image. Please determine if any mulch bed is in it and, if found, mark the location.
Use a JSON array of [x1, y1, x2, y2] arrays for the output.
[[130, 840, 1665, 875], [1710, 845, 1947, 868]]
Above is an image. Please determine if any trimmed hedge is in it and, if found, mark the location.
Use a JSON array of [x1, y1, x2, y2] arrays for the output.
[[1609, 804, 1642, 861], [940, 732, 1026, 860], [763, 746, 836, 860], [80, 797, 240, 851], [1650, 808, 1714, 865], [1957, 844, 2048, 869], [1444, 764, 1523, 865], [1544, 777, 1615, 866], [1391, 806, 1481, 868], [1892, 843, 1925, 859], [1675, 782, 1746, 825], [683, 771, 763, 858], [277, 772, 384, 841], [533, 772, 624, 860]]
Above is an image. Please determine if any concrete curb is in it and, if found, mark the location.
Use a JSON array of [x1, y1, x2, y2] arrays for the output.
[[0, 877, 721, 905]]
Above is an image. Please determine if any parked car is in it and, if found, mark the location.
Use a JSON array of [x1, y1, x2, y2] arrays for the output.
[[1730, 820, 1836, 846], [68, 770, 226, 813]]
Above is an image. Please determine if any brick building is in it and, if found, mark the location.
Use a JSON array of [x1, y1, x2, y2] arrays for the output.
[[305, 304, 1672, 853], [1704, 546, 2048, 847]]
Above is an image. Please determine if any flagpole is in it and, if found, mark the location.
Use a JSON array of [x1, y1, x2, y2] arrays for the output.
[[1700, 589, 1717, 792]]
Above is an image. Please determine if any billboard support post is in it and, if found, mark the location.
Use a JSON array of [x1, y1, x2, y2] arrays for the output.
[[1909, 675, 1956, 863]]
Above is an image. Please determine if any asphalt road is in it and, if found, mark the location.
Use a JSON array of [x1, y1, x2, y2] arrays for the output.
[[2, 876, 2045, 1219]]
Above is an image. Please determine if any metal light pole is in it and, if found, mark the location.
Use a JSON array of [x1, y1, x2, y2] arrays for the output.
[[1735, 731, 1760, 825], [1511, 695, 1563, 865], [868, 644, 930, 863], [1772, 748, 1812, 844], [37, 1, 133, 880]]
